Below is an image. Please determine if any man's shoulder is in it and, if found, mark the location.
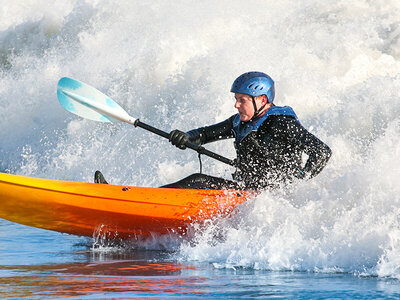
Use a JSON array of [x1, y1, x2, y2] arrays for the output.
[[268, 106, 297, 118], [263, 112, 298, 125], [270, 114, 298, 123], [260, 114, 301, 134]]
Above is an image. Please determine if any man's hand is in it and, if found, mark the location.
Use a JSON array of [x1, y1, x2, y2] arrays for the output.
[[169, 129, 189, 149]]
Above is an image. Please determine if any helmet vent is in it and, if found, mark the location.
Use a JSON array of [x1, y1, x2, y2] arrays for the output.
[[260, 87, 264, 90], [254, 85, 259, 89], [248, 83, 254, 88]]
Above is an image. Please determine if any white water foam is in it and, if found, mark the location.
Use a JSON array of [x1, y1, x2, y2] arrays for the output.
[[1, 0, 400, 278]]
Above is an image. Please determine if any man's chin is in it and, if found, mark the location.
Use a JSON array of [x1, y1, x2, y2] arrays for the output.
[[239, 115, 251, 122]]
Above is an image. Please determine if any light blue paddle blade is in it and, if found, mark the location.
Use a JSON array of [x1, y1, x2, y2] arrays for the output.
[[57, 77, 135, 124]]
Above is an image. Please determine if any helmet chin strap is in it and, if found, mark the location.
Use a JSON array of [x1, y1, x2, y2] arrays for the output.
[[251, 96, 267, 120]]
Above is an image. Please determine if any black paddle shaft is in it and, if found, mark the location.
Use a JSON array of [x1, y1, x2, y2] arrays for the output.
[[133, 119, 236, 167]]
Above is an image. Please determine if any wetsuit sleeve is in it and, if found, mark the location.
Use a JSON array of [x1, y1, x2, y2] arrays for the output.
[[281, 117, 332, 179], [186, 115, 235, 145]]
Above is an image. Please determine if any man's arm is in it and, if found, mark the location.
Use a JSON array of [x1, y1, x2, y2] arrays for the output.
[[283, 117, 332, 179], [186, 115, 236, 145]]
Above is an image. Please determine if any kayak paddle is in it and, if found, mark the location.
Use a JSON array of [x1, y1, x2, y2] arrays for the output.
[[57, 77, 236, 167]]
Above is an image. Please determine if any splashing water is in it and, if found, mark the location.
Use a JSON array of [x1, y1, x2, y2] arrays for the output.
[[1, 0, 400, 278]]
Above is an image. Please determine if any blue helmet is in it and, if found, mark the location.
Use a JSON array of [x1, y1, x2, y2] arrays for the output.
[[230, 71, 275, 103]]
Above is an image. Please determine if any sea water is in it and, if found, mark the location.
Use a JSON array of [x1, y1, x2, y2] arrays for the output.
[[1, 0, 400, 298]]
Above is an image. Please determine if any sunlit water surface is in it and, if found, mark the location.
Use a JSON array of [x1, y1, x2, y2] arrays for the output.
[[1, 219, 400, 299]]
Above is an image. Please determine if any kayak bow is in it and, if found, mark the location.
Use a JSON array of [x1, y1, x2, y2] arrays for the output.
[[0, 173, 248, 239]]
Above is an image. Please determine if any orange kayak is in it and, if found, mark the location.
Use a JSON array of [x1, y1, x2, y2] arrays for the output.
[[0, 173, 248, 239]]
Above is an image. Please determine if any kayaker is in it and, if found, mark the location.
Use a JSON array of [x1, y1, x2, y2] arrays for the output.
[[162, 71, 332, 190]]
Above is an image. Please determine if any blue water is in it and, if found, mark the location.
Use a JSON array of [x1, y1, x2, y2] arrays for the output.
[[1, 219, 399, 299], [1, 0, 400, 298]]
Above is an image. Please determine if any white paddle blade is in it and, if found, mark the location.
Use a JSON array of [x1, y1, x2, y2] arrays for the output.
[[57, 77, 135, 124]]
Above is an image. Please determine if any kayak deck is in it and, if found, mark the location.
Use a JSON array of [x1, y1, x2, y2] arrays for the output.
[[0, 173, 248, 239]]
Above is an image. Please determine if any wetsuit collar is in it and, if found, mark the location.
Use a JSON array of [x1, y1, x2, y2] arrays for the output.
[[233, 106, 298, 142]]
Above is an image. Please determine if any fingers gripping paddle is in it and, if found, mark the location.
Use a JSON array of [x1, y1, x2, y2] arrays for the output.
[[57, 77, 236, 167]]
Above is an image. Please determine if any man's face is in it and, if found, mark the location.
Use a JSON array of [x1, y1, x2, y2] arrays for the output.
[[234, 93, 256, 122]]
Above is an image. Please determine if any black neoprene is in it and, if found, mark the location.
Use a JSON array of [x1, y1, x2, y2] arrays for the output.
[[185, 114, 332, 189]]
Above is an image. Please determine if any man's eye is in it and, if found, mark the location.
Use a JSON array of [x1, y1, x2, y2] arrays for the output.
[[234, 98, 247, 103]]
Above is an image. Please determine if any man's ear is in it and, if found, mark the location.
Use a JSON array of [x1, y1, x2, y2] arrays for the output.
[[262, 94, 269, 104]]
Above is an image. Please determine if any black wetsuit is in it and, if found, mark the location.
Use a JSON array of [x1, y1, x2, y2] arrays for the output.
[[162, 106, 332, 190]]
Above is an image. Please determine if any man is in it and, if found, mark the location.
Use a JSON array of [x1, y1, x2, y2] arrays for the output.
[[161, 71, 332, 190]]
